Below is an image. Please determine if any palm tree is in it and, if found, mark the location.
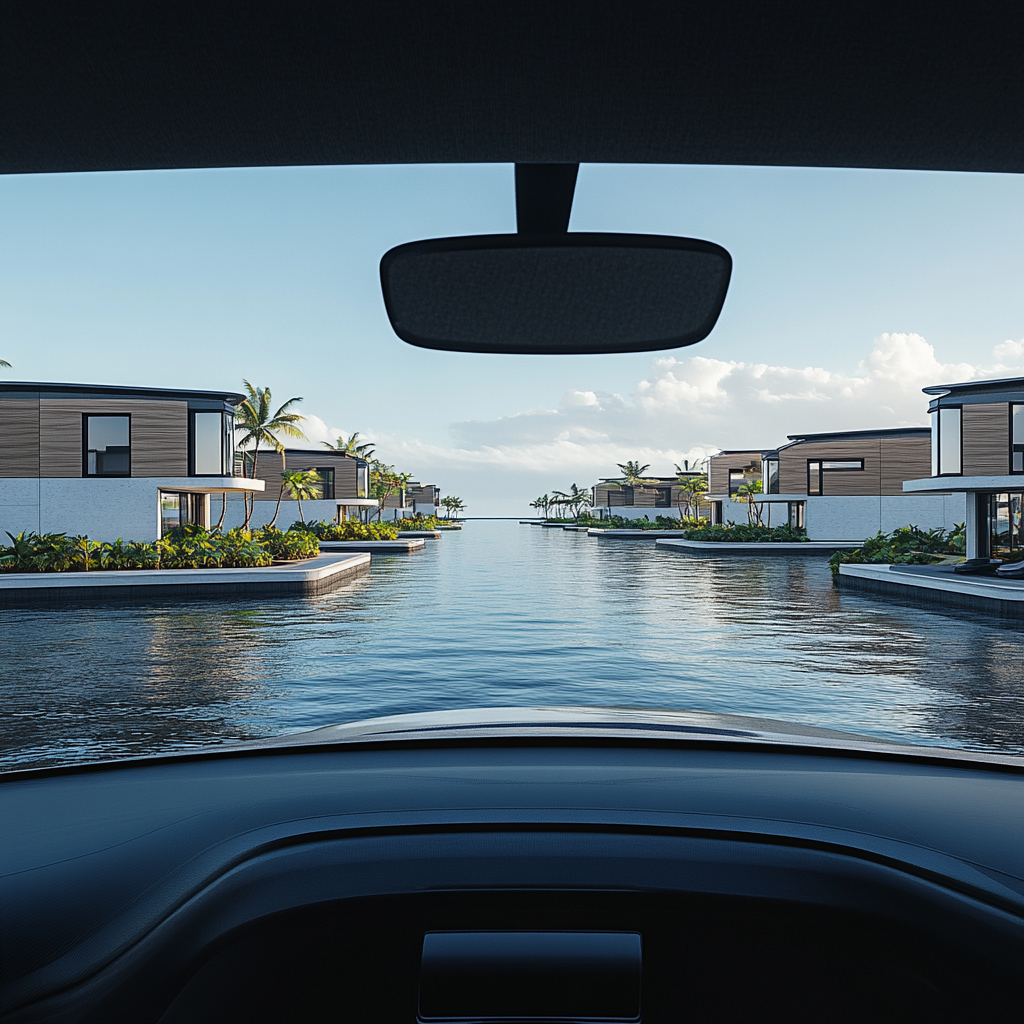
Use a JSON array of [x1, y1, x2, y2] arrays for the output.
[[0, 358, 11, 368], [370, 462, 411, 520], [322, 431, 376, 460], [616, 460, 652, 485], [529, 494, 551, 519], [555, 483, 591, 520], [440, 495, 465, 520], [735, 479, 765, 525], [280, 469, 322, 524], [235, 382, 307, 529], [675, 471, 709, 520]]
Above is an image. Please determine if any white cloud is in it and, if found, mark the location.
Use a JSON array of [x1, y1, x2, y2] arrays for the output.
[[303, 334, 1023, 514]]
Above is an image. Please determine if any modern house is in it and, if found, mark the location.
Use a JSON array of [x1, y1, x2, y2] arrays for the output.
[[755, 427, 965, 541], [226, 447, 376, 528], [901, 377, 1023, 561], [0, 382, 264, 542], [407, 482, 440, 517], [706, 451, 764, 525], [591, 475, 703, 520]]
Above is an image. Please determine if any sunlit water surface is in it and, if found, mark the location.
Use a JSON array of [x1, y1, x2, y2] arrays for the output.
[[2, 521, 1022, 769]]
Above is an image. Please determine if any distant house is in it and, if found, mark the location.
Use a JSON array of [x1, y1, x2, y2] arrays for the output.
[[227, 447, 376, 528], [0, 382, 263, 542], [407, 482, 440, 516], [706, 450, 765, 525], [901, 377, 1023, 560], [757, 427, 966, 541], [591, 475, 701, 520]]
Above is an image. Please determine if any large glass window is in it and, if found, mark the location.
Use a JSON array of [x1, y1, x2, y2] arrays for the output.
[[936, 406, 962, 475], [807, 461, 822, 495], [357, 463, 369, 498], [728, 467, 758, 495], [763, 459, 779, 494], [989, 492, 1023, 560], [1012, 404, 1024, 473], [159, 492, 181, 537], [192, 411, 224, 475], [822, 460, 864, 471], [83, 414, 130, 476], [930, 410, 939, 476], [654, 487, 671, 508], [316, 468, 336, 500]]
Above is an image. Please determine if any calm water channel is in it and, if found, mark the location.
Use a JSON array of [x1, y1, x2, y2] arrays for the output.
[[2, 521, 1022, 769]]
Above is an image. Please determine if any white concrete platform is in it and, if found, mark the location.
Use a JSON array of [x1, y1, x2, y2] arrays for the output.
[[837, 562, 1023, 619], [397, 530, 442, 539], [319, 539, 426, 553], [0, 552, 370, 604], [657, 538, 859, 555]]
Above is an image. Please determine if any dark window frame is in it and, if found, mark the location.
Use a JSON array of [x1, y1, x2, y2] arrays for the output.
[[654, 486, 672, 508], [1010, 403, 1023, 474], [807, 460, 822, 496], [189, 409, 230, 477], [315, 467, 336, 500], [82, 413, 131, 478], [933, 403, 963, 477]]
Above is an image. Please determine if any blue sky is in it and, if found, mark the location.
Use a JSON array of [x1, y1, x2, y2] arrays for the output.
[[2, 164, 1021, 513]]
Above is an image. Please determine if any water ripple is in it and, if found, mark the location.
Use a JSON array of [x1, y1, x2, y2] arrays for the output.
[[2, 522, 1021, 769]]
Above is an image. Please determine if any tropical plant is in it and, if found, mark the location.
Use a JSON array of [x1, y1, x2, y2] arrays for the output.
[[369, 462, 411, 519], [674, 471, 709, 519], [0, 358, 11, 368], [234, 382, 307, 528], [440, 495, 465, 520], [255, 525, 320, 560], [280, 469, 322, 523], [616, 460, 652, 485], [734, 479, 765, 525], [529, 494, 551, 519], [679, 522, 808, 543], [297, 519, 400, 541], [551, 484, 592, 520], [829, 524, 967, 575], [322, 431, 376, 460]]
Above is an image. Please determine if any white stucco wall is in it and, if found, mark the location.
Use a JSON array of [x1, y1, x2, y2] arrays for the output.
[[217, 495, 340, 530], [0, 478, 42, 538], [0, 478, 161, 542], [803, 493, 968, 541]]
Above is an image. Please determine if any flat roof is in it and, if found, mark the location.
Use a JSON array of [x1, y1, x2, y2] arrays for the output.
[[785, 427, 930, 443], [922, 376, 1024, 396], [282, 447, 363, 460], [0, 381, 246, 404]]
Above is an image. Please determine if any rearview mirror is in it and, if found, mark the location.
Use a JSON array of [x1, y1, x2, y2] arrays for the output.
[[379, 233, 732, 355]]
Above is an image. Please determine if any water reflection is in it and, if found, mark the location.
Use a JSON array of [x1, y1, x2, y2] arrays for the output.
[[2, 522, 1021, 769]]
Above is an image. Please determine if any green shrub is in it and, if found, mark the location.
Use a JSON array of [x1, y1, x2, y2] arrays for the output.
[[256, 525, 320, 560], [829, 524, 966, 576], [677, 522, 809, 543], [299, 520, 400, 541]]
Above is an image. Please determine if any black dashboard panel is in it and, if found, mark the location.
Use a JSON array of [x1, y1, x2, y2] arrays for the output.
[[2, 743, 1023, 1021]]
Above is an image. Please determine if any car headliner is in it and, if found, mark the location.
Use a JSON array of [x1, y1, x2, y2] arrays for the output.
[[2, 1, 1023, 176]]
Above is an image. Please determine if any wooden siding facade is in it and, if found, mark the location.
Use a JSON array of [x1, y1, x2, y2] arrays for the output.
[[593, 478, 692, 509], [1, 396, 189, 477], [252, 449, 361, 501], [777, 435, 929, 496], [0, 398, 40, 477], [708, 452, 761, 496], [961, 402, 1010, 476]]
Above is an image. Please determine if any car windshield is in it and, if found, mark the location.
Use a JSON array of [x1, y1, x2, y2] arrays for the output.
[[1, 163, 1022, 769]]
